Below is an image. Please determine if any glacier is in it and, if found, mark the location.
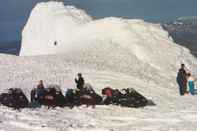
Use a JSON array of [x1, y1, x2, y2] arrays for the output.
[[1, 1, 197, 131]]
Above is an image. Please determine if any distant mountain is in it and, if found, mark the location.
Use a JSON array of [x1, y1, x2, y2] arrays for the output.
[[0, 41, 21, 55], [177, 16, 197, 24], [162, 17, 197, 57]]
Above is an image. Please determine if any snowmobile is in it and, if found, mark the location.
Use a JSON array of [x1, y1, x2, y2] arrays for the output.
[[65, 84, 102, 108], [118, 88, 148, 108], [31, 84, 65, 108], [0, 88, 29, 109], [102, 88, 148, 108]]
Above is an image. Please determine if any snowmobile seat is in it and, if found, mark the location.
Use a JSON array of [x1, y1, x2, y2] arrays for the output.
[[65, 84, 102, 107], [118, 88, 148, 108], [79, 84, 102, 106]]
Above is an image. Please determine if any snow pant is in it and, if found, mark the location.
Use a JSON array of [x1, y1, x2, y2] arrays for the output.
[[177, 81, 185, 96], [188, 81, 195, 95], [30, 100, 41, 108], [183, 82, 187, 94]]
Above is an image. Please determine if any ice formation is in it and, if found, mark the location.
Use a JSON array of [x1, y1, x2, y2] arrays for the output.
[[20, 2, 184, 64], [20, 2, 92, 56]]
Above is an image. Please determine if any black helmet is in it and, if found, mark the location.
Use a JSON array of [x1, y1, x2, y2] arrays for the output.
[[181, 64, 185, 68], [77, 73, 82, 76]]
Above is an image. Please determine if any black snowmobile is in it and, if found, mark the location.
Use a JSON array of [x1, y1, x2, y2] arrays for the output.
[[0, 88, 29, 109], [31, 84, 65, 108], [65, 84, 102, 108], [102, 88, 148, 108]]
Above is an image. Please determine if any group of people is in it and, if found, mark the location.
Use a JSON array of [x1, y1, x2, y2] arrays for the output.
[[176, 64, 197, 95], [31, 73, 148, 108], [33, 73, 86, 103], [0, 72, 150, 109], [34, 65, 196, 101]]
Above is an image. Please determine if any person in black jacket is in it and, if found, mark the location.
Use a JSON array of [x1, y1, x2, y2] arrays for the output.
[[75, 73, 85, 91], [176, 64, 187, 95]]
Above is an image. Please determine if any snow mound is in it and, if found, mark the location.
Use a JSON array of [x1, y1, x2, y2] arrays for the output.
[[20, 1, 182, 64], [19, 1, 197, 92], [20, 1, 92, 56]]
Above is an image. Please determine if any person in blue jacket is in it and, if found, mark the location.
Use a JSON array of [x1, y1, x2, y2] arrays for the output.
[[187, 73, 196, 95], [36, 80, 45, 100]]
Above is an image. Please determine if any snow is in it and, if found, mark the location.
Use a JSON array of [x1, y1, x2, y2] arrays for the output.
[[20, 1, 92, 56], [1, 1, 197, 131]]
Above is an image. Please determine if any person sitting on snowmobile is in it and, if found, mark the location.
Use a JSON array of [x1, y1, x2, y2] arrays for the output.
[[176, 64, 187, 95], [36, 80, 45, 100], [75, 73, 85, 91]]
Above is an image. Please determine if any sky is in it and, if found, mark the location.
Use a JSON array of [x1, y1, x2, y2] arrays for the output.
[[0, 0, 197, 42]]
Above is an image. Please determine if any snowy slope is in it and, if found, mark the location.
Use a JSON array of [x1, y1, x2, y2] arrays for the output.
[[1, 52, 197, 131], [1, 1, 197, 131]]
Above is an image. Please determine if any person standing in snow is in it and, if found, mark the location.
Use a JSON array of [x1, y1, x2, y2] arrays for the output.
[[187, 73, 196, 95], [75, 73, 85, 91], [176, 64, 187, 95]]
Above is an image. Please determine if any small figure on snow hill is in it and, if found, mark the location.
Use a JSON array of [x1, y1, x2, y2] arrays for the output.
[[176, 64, 187, 96], [36, 80, 45, 99], [187, 73, 197, 95], [75, 73, 85, 91]]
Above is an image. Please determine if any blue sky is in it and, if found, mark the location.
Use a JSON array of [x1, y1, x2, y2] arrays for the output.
[[0, 0, 197, 42], [63, 0, 197, 22]]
